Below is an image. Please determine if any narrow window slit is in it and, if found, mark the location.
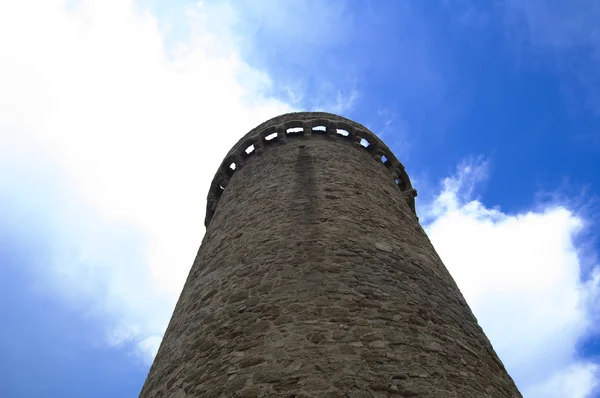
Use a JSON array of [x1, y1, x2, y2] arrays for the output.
[[381, 155, 388, 163], [286, 127, 303, 135], [265, 132, 278, 141], [312, 126, 326, 134], [245, 145, 255, 155], [336, 129, 349, 137], [360, 138, 370, 148], [229, 163, 236, 170]]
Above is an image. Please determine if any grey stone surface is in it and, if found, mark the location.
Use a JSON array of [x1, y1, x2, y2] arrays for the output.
[[140, 112, 522, 397], [204, 112, 417, 228]]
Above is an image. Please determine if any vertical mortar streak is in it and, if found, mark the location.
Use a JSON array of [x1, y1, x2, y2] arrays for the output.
[[290, 145, 321, 246]]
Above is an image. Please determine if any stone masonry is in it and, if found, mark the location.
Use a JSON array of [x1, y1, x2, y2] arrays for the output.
[[140, 112, 522, 397]]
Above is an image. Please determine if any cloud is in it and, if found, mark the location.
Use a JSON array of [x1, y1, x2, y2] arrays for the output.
[[3, 3, 599, 397], [312, 86, 360, 116], [504, 0, 600, 54], [501, 0, 600, 117], [526, 363, 599, 398], [442, 0, 600, 120], [422, 158, 600, 397], [0, 0, 293, 362]]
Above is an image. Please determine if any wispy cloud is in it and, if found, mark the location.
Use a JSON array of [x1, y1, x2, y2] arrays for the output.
[[505, 0, 600, 116], [311, 87, 360, 116], [210, 0, 360, 112], [3, 4, 599, 398], [0, 0, 293, 362], [449, 0, 600, 119], [442, 0, 600, 123], [423, 158, 600, 397], [504, 0, 600, 54]]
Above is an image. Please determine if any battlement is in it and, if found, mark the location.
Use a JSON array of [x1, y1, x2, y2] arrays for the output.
[[205, 112, 417, 227]]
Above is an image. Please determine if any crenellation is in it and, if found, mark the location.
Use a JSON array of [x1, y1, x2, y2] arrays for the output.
[[325, 120, 337, 136], [263, 126, 279, 143], [204, 113, 418, 228], [302, 121, 312, 136], [285, 126, 304, 136], [309, 118, 330, 128], [276, 125, 286, 141], [282, 119, 303, 130], [351, 132, 363, 149], [336, 120, 355, 135]]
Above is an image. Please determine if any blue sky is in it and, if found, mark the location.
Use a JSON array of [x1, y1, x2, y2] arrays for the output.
[[1, 0, 599, 397]]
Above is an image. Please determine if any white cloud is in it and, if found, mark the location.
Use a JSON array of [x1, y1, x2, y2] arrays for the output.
[[422, 159, 600, 397], [504, 0, 600, 54], [525, 362, 599, 398], [313, 86, 360, 116], [503, 0, 600, 116], [0, 0, 293, 362], [444, 1, 600, 117], [2, 3, 599, 397]]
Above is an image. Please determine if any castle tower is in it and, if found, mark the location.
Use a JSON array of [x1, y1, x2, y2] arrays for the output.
[[140, 112, 521, 397]]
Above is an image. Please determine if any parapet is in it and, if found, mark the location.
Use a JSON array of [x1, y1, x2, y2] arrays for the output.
[[205, 112, 417, 227]]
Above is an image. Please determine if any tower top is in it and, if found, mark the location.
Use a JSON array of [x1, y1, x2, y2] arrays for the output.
[[205, 111, 417, 227]]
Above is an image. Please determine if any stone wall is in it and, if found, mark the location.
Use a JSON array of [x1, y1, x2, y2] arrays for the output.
[[203, 112, 416, 228], [140, 113, 522, 397]]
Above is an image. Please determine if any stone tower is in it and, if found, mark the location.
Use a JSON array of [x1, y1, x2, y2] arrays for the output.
[[140, 112, 521, 397]]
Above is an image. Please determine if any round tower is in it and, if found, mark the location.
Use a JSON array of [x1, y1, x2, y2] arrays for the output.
[[140, 112, 521, 397]]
